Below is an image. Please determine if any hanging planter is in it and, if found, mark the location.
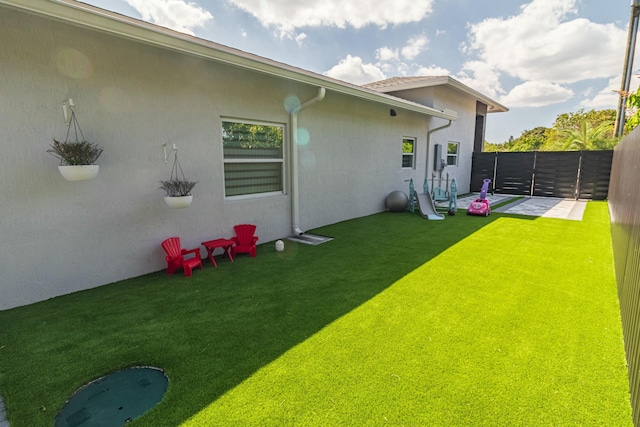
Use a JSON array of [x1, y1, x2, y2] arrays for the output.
[[47, 102, 103, 181], [57, 164, 100, 181], [159, 149, 197, 209], [164, 194, 193, 209]]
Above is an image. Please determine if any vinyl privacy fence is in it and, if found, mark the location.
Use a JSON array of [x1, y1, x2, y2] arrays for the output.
[[471, 151, 613, 200], [609, 128, 640, 425]]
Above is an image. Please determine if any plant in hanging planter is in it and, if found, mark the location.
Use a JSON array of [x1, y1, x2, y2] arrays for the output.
[[159, 179, 197, 197], [48, 105, 103, 181], [160, 150, 197, 208], [48, 139, 103, 165]]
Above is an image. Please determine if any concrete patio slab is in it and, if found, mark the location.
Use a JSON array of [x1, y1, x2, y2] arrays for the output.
[[448, 194, 587, 220], [493, 196, 587, 220], [452, 193, 516, 208]]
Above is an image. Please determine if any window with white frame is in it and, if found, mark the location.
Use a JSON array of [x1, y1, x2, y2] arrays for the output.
[[222, 119, 285, 198], [402, 137, 416, 168], [447, 142, 459, 166]]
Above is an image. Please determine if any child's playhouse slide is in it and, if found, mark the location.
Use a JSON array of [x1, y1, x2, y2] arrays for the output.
[[415, 192, 445, 220]]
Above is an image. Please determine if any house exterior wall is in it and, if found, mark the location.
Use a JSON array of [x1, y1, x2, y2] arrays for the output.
[[431, 86, 478, 194], [0, 7, 438, 309], [387, 86, 479, 194], [295, 94, 432, 229]]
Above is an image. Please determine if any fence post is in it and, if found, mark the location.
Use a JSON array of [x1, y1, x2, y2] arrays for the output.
[[575, 152, 583, 200], [530, 151, 537, 197], [492, 153, 497, 194]]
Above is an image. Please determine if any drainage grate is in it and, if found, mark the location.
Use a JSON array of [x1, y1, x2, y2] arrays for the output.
[[287, 233, 333, 245], [55, 367, 168, 427]]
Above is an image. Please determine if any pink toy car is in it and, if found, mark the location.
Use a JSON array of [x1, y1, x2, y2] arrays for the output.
[[468, 179, 492, 216], [467, 198, 491, 216]]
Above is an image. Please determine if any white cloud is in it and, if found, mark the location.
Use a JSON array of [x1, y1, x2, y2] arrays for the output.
[[500, 81, 573, 107], [325, 55, 386, 85], [455, 61, 505, 100], [376, 61, 410, 76], [580, 76, 640, 109], [228, 0, 436, 33], [464, 0, 626, 84], [372, 34, 430, 77], [401, 35, 429, 60], [124, 0, 212, 35], [295, 33, 308, 46], [416, 65, 450, 76], [376, 47, 399, 61], [581, 87, 619, 110]]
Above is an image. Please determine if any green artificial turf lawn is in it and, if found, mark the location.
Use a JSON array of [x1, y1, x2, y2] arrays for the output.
[[0, 202, 633, 426]]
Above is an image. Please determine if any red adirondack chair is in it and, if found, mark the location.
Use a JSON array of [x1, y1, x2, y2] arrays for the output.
[[231, 224, 258, 258], [161, 237, 203, 277]]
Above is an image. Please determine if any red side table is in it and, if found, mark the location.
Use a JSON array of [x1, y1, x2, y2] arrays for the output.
[[201, 238, 235, 267]]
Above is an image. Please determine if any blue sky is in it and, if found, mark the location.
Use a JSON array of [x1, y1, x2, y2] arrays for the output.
[[84, 0, 637, 143]]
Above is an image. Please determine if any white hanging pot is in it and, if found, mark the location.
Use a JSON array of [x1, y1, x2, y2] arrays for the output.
[[58, 165, 99, 181], [164, 195, 193, 209]]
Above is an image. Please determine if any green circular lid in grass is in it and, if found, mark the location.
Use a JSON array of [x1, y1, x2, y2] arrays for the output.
[[55, 366, 168, 427]]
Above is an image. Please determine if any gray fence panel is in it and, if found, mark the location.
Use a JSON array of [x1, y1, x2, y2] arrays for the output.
[[470, 152, 496, 192], [609, 128, 640, 425], [495, 152, 535, 195], [533, 152, 580, 198], [471, 151, 612, 199], [579, 150, 613, 200]]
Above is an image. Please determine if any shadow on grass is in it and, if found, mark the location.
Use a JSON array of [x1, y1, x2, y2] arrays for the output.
[[0, 210, 499, 426]]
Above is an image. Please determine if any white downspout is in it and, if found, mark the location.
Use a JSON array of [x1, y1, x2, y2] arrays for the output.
[[426, 119, 453, 178], [290, 87, 326, 236]]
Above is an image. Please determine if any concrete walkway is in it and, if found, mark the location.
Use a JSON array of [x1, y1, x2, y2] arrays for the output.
[[452, 194, 587, 221], [493, 196, 587, 220]]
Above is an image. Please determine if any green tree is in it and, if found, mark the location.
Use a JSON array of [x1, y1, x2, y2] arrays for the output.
[[552, 109, 616, 131], [626, 88, 640, 132], [483, 141, 506, 152], [550, 121, 616, 151], [511, 127, 549, 151], [484, 109, 618, 152], [545, 109, 618, 151]]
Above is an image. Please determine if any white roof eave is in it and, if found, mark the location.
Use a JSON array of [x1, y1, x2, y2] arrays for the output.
[[372, 77, 508, 113], [2, 0, 458, 121]]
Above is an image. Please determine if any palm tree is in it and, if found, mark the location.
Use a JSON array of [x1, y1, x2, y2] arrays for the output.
[[552, 121, 617, 151]]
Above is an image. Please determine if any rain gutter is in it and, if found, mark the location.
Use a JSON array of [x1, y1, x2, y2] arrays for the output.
[[290, 87, 326, 236]]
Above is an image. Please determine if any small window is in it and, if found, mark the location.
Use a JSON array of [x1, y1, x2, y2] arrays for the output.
[[222, 120, 285, 198], [402, 137, 416, 168], [447, 142, 459, 166]]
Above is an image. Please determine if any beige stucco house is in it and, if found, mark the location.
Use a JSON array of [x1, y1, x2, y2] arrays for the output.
[[0, 0, 507, 310]]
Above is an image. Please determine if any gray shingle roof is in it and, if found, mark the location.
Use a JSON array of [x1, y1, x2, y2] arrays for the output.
[[362, 76, 446, 90], [363, 76, 508, 113]]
